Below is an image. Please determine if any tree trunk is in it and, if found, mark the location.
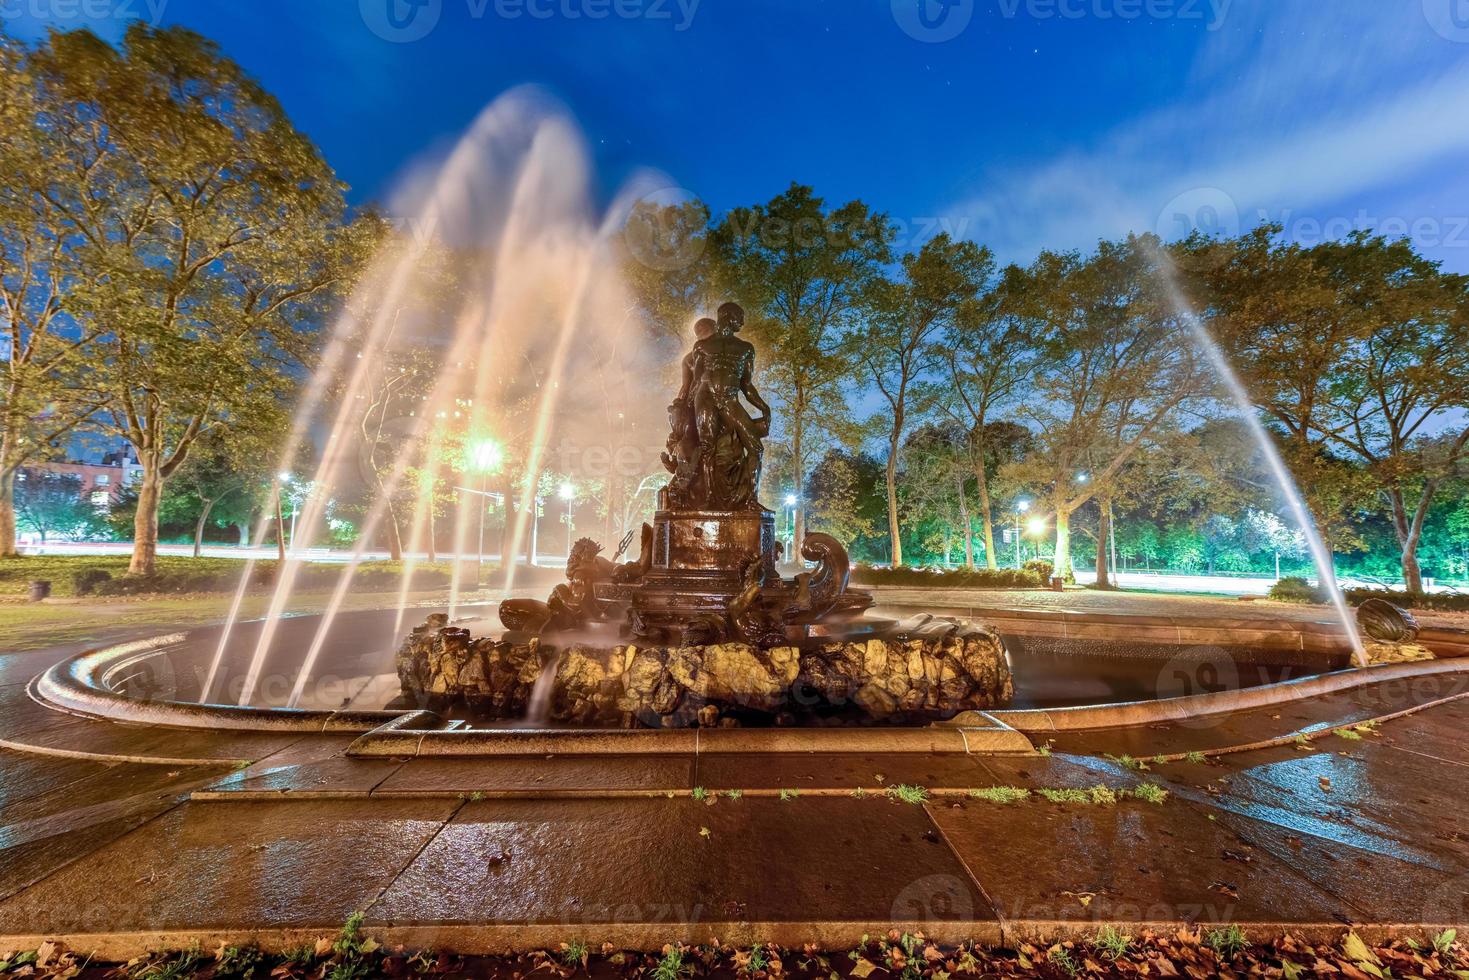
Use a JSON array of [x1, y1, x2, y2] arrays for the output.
[[974, 460, 997, 570], [791, 418, 805, 561], [236, 521, 250, 547], [426, 499, 437, 563], [385, 499, 404, 561], [130, 457, 163, 575], [956, 472, 974, 569], [0, 470, 16, 557], [885, 445, 902, 568], [193, 498, 216, 558], [1095, 497, 1111, 589], [273, 485, 286, 562], [1052, 502, 1071, 582], [1388, 487, 1427, 593]]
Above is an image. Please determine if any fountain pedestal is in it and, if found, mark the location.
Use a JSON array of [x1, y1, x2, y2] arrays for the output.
[[629, 508, 778, 636]]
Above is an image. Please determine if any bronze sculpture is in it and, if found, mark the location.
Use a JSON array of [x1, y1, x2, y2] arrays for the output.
[[500, 301, 871, 645]]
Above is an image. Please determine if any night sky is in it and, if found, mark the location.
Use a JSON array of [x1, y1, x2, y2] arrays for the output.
[[8, 0, 1469, 270]]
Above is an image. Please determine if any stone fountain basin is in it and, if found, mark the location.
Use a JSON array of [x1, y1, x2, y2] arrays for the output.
[[391, 614, 1015, 728]]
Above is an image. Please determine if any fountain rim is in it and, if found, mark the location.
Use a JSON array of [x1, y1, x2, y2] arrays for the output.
[[27, 625, 1469, 752]]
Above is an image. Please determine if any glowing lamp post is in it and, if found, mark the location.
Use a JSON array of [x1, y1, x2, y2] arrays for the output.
[[559, 482, 576, 560], [469, 439, 503, 583], [1013, 499, 1030, 567]]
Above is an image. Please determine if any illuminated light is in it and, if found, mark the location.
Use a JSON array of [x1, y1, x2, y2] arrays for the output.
[[784, 494, 797, 506], [559, 482, 575, 500], [1026, 517, 1047, 536], [1017, 500, 1031, 512], [469, 439, 504, 473], [277, 471, 292, 483]]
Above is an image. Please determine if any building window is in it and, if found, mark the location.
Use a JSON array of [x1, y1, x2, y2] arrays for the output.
[[95, 474, 111, 485], [91, 491, 110, 509]]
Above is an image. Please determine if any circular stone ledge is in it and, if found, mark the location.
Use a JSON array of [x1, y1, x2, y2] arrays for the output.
[[979, 657, 1469, 734], [33, 634, 434, 733]]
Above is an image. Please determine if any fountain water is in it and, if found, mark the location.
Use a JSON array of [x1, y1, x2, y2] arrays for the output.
[[201, 87, 677, 708], [1145, 241, 1367, 666]]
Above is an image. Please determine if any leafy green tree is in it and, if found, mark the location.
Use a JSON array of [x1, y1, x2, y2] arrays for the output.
[[1008, 236, 1206, 577], [158, 431, 271, 557], [1308, 235, 1469, 591], [853, 234, 992, 567], [805, 448, 884, 561], [713, 184, 891, 557], [933, 264, 1038, 568], [15, 470, 100, 542], [24, 25, 358, 574], [0, 35, 110, 554]]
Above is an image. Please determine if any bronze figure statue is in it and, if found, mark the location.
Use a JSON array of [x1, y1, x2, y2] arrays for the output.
[[501, 299, 871, 645]]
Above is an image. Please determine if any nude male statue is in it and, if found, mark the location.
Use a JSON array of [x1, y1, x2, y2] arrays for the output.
[[683, 302, 771, 509]]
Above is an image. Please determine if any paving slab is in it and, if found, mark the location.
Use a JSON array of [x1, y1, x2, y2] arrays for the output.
[[927, 794, 1354, 938], [0, 749, 108, 814], [0, 798, 459, 935], [0, 763, 230, 902], [692, 753, 990, 793], [369, 797, 994, 940], [372, 755, 696, 796]]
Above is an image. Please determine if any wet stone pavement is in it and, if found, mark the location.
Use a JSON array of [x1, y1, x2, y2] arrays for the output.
[[0, 694, 1466, 953]]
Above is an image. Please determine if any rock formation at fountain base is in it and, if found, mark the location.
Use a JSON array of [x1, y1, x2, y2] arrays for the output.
[[394, 613, 1013, 727]]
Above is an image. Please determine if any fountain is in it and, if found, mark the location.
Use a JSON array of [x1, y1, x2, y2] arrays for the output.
[[393, 301, 1014, 727]]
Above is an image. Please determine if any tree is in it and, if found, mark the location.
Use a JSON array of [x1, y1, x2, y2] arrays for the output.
[[713, 184, 891, 558], [805, 448, 884, 561], [1309, 235, 1469, 591], [854, 234, 993, 567], [1010, 236, 1206, 577], [15, 470, 99, 542], [158, 431, 270, 557], [0, 35, 110, 554], [935, 263, 1037, 568], [25, 25, 356, 574], [900, 424, 974, 567]]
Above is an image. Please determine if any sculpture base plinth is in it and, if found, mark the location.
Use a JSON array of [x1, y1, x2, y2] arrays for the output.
[[630, 508, 778, 637]]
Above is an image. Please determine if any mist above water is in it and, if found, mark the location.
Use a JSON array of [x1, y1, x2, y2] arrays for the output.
[[203, 87, 679, 708]]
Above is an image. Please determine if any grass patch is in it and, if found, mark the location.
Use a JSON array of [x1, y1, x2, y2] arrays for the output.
[[968, 786, 1031, 804], [778, 788, 800, 802], [1038, 785, 1117, 805], [1205, 924, 1248, 959], [1130, 783, 1169, 805], [1106, 753, 1150, 771], [885, 784, 930, 805], [1094, 925, 1132, 959]]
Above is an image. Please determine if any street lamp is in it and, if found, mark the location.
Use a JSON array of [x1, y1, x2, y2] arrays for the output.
[[783, 493, 798, 561], [1013, 500, 1030, 567], [468, 439, 503, 583], [559, 481, 576, 559]]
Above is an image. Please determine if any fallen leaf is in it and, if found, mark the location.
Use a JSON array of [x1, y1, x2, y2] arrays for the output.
[[850, 957, 880, 977]]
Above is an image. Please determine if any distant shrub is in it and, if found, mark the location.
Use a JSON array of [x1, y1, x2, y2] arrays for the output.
[[1024, 559, 1054, 581], [850, 565, 1043, 589], [72, 567, 113, 595], [1345, 588, 1469, 613], [1268, 576, 1329, 604]]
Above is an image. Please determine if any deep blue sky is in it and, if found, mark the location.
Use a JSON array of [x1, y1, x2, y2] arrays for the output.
[[9, 0, 1469, 269]]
